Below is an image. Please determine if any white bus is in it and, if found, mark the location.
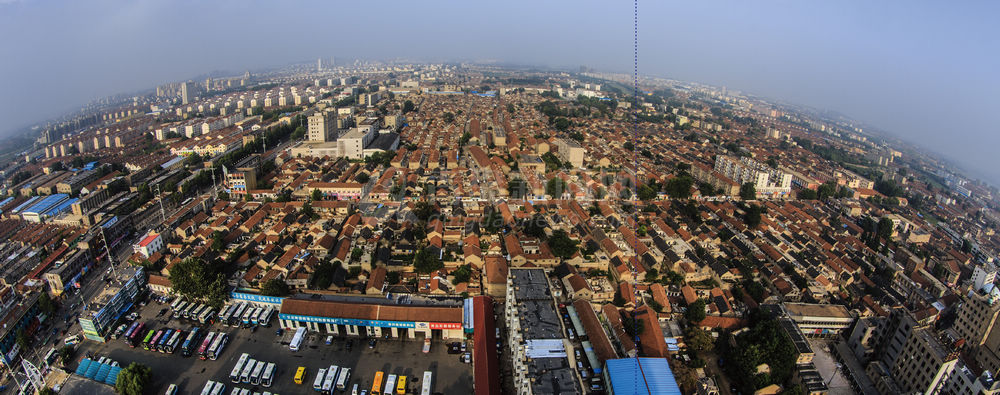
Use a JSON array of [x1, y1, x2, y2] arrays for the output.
[[200, 381, 216, 395], [240, 358, 256, 383], [199, 308, 215, 325], [261, 307, 275, 327], [230, 303, 247, 326], [230, 353, 250, 383], [322, 365, 338, 393], [188, 304, 205, 319], [209, 382, 226, 395], [421, 371, 433, 395], [171, 297, 184, 310], [289, 327, 306, 352], [173, 301, 188, 319], [217, 304, 232, 323], [165, 330, 183, 353], [313, 368, 327, 391], [335, 367, 351, 391], [208, 333, 228, 360], [261, 362, 275, 387], [250, 360, 266, 386], [229, 388, 240, 395], [383, 374, 397, 395]]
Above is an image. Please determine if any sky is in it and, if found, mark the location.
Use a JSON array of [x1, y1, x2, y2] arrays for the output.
[[1, 0, 998, 183]]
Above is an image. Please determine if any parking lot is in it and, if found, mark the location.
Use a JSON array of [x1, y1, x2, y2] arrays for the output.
[[74, 299, 473, 394]]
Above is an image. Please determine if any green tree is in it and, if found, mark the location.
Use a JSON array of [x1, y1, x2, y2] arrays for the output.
[[546, 178, 567, 197], [115, 363, 152, 395], [311, 188, 322, 201], [169, 258, 228, 307], [623, 141, 635, 151], [412, 201, 438, 222], [402, 100, 415, 114], [39, 388, 57, 395], [553, 117, 571, 131], [685, 299, 707, 323], [300, 201, 318, 220], [260, 278, 290, 296], [38, 292, 57, 315], [386, 271, 401, 285], [744, 204, 763, 229], [507, 103, 516, 114], [413, 248, 443, 274], [877, 217, 894, 241], [739, 182, 756, 200], [685, 326, 715, 352], [548, 230, 579, 259], [798, 188, 818, 200], [58, 345, 75, 366], [664, 175, 694, 199], [15, 329, 29, 351], [638, 185, 657, 201], [452, 265, 472, 284]]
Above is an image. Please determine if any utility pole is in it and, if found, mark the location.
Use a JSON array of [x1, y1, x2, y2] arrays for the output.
[[154, 184, 166, 224], [100, 226, 119, 280]]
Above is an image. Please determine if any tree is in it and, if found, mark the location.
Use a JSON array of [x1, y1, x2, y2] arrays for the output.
[[15, 329, 29, 351], [553, 117, 571, 131], [685, 299, 707, 323], [300, 201, 317, 220], [546, 177, 567, 197], [260, 278, 290, 296], [685, 326, 715, 352], [38, 292, 57, 315], [637, 185, 657, 201], [744, 204, 763, 229], [548, 230, 579, 259], [523, 213, 547, 238], [664, 175, 694, 199], [442, 112, 455, 123], [798, 188, 818, 200], [355, 173, 370, 183], [413, 201, 438, 222], [402, 100, 415, 114], [184, 153, 203, 167], [877, 217, 894, 241], [39, 388, 57, 395], [452, 265, 472, 284], [507, 103, 516, 114], [413, 248, 443, 274], [115, 363, 152, 395], [740, 182, 756, 200], [169, 258, 228, 307], [311, 188, 322, 201], [386, 271, 401, 285], [58, 345, 74, 366], [623, 142, 635, 151]]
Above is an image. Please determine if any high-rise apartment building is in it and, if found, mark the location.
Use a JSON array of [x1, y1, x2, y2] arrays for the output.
[[714, 155, 792, 198], [553, 138, 585, 168], [180, 81, 192, 105], [307, 110, 337, 142]]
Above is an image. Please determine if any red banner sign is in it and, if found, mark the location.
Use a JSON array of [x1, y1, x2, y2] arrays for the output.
[[428, 322, 462, 330]]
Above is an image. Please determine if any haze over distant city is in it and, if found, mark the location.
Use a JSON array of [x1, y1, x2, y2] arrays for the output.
[[1, 0, 997, 183]]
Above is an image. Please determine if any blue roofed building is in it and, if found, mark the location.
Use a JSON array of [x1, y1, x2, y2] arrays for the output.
[[603, 358, 682, 395]]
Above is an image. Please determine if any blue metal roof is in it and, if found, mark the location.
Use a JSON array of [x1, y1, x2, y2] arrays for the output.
[[604, 358, 682, 395], [74, 358, 92, 376], [41, 198, 77, 217], [105, 365, 121, 385], [23, 194, 69, 215]]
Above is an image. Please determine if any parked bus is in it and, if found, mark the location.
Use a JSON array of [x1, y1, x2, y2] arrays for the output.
[[141, 329, 156, 350], [123, 321, 140, 342], [181, 327, 201, 356], [219, 304, 235, 324], [421, 371, 432, 395], [191, 304, 207, 320], [313, 368, 327, 391], [294, 366, 307, 385], [208, 333, 228, 360], [148, 330, 164, 351], [125, 322, 143, 347], [335, 367, 351, 391], [162, 329, 178, 352], [198, 332, 217, 360], [200, 381, 216, 395], [261, 362, 275, 387], [230, 353, 250, 383], [156, 329, 173, 352], [163, 329, 184, 354], [322, 365, 338, 394], [198, 308, 215, 325], [289, 327, 306, 352], [396, 376, 406, 395], [182, 303, 197, 319], [383, 374, 397, 395], [371, 371, 384, 394], [259, 307, 273, 327], [229, 303, 247, 326], [173, 302, 188, 319], [209, 381, 226, 395], [240, 358, 256, 383], [250, 360, 266, 386], [242, 307, 257, 325]]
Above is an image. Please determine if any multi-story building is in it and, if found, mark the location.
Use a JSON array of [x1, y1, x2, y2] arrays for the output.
[[224, 154, 260, 196], [553, 138, 585, 168], [337, 127, 376, 160], [953, 288, 1000, 349], [0, 290, 40, 367], [133, 232, 163, 258], [79, 266, 146, 342], [714, 155, 792, 198], [890, 327, 960, 394], [783, 303, 854, 338], [505, 268, 580, 395], [307, 110, 338, 142], [44, 248, 93, 296]]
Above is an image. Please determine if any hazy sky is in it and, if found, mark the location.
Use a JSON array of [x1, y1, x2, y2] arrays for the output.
[[1, 1, 998, 183]]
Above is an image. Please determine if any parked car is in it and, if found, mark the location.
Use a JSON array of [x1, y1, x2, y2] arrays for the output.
[[326, 335, 333, 345], [423, 338, 431, 353], [275, 328, 284, 336], [461, 353, 471, 363], [368, 339, 377, 349], [447, 343, 462, 354]]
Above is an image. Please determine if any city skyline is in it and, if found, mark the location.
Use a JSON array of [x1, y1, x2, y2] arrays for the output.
[[1, 1, 999, 185]]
